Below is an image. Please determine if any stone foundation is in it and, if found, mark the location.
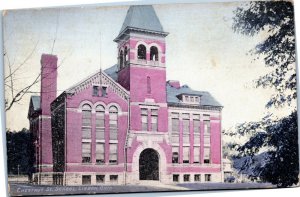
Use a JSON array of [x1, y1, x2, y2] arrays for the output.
[[32, 171, 222, 186], [64, 172, 125, 186], [32, 172, 53, 185]]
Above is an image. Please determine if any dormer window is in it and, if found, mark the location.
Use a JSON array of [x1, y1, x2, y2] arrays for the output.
[[181, 94, 200, 104], [185, 96, 189, 102]]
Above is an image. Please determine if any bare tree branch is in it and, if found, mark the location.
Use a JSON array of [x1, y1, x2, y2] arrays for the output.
[[51, 10, 60, 54], [4, 41, 39, 81], [6, 73, 41, 111]]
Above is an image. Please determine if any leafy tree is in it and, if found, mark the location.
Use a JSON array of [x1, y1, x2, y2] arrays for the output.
[[6, 129, 35, 177], [231, 112, 298, 187], [229, 1, 298, 187], [233, 1, 295, 108]]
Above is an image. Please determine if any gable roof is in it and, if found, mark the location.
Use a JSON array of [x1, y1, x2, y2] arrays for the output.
[[28, 95, 41, 118], [166, 82, 222, 108], [30, 96, 40, 111], [115, 5, 168, 41], [104, 64, 118, 81], [64, 66, 129, 101]]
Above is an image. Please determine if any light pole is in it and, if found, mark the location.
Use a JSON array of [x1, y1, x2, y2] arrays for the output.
[[17, 164, 20, 183]]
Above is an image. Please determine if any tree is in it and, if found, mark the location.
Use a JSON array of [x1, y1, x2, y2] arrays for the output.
[[230, 112, 298, 187], [4, 11, 64, 111], [228, 1, 298, 187], [233, 1, 295, 108], [4, 43, 41, 111], [6, 128, 35, 176]]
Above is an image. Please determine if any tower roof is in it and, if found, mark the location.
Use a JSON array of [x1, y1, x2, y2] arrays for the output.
[[114, 5, 168, 41]]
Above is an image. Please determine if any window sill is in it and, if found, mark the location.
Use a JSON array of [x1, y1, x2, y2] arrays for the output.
[[81, 162, 92, 165]]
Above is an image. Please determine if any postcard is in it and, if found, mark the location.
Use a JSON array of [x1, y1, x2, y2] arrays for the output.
[[2, 0, 299, 196]]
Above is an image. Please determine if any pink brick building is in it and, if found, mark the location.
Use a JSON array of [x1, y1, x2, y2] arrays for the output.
[[28, 5, 223, 185]]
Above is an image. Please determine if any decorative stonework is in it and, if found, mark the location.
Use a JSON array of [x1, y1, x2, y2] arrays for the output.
[[66, 70, 130, 101]]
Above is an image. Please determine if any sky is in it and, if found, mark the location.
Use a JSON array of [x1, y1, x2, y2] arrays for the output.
[[3, 1, 296, 131]]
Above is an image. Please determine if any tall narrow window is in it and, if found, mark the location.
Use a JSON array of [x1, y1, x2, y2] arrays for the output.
[[141, 108, 148, 131], [150, 46, 158, 61], [193, 119, 200, 134], [183, 119, 190, 134], [96, 105, 105, 140], [204, 120, 211, 134], [171, 113, 179, 144], [183, 146, 190, 163], [204, 119, 211, 164], [194, 118, 200, 145], [109, 106, 118, 140], [204, 136, 211, 146], [183, 116, 190, 144], [109, 144, 118, 164], [194, 146, 200, 163], [119, 50, 124, 69], [147, 76, 151, 94], [171, 113, 179, 134], [124, 46, 128, 62], [82, 142, 91, 163], [96, 143, 105, 164], [204, 147, 211, 164], [82, 104, 92, 139], [172, 146, 179, 163], [137, 44, 146, 60], [151, 109, 158, 131]]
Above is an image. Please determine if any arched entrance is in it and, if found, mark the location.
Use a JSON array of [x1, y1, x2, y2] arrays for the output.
[[139, 148, 159, 180]]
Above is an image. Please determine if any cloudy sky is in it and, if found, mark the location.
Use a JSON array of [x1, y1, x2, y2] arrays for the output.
[[3, 1, 296, 131]]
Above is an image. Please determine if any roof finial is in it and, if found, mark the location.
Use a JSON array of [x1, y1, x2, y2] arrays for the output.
[[99, 31, 103, 86]]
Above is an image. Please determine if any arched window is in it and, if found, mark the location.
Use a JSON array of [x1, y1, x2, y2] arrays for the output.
[[82, 104, 92, 111], [95, 105, 105, 164], [109, 105, 118, 164], [82, 104, 92, 163], [124, 46, 128, 62], [150, 46, 158, 61], [137, 44, 146, 60], [119, 50, 124, 70], [147, 76, 151, 94], [95, 105, 105, 139], [109, 106, 118, 141], [82, 104, 92, 129], [96, 105, 105, 112], [109, 106, 118, 113]]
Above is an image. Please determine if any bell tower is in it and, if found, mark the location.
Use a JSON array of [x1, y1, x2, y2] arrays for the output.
[[114, 5, 169, 103], [114, 5, 169, 132]]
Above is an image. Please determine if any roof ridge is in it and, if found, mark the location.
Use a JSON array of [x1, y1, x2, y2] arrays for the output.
[[115, 5, 167, 41]]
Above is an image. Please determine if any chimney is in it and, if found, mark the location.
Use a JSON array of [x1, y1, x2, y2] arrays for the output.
[[40, 54, 58, 115], [168, 80, 181, 89]]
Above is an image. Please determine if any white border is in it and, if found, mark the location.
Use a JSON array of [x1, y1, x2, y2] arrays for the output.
[[0, 0, 300, 197]]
